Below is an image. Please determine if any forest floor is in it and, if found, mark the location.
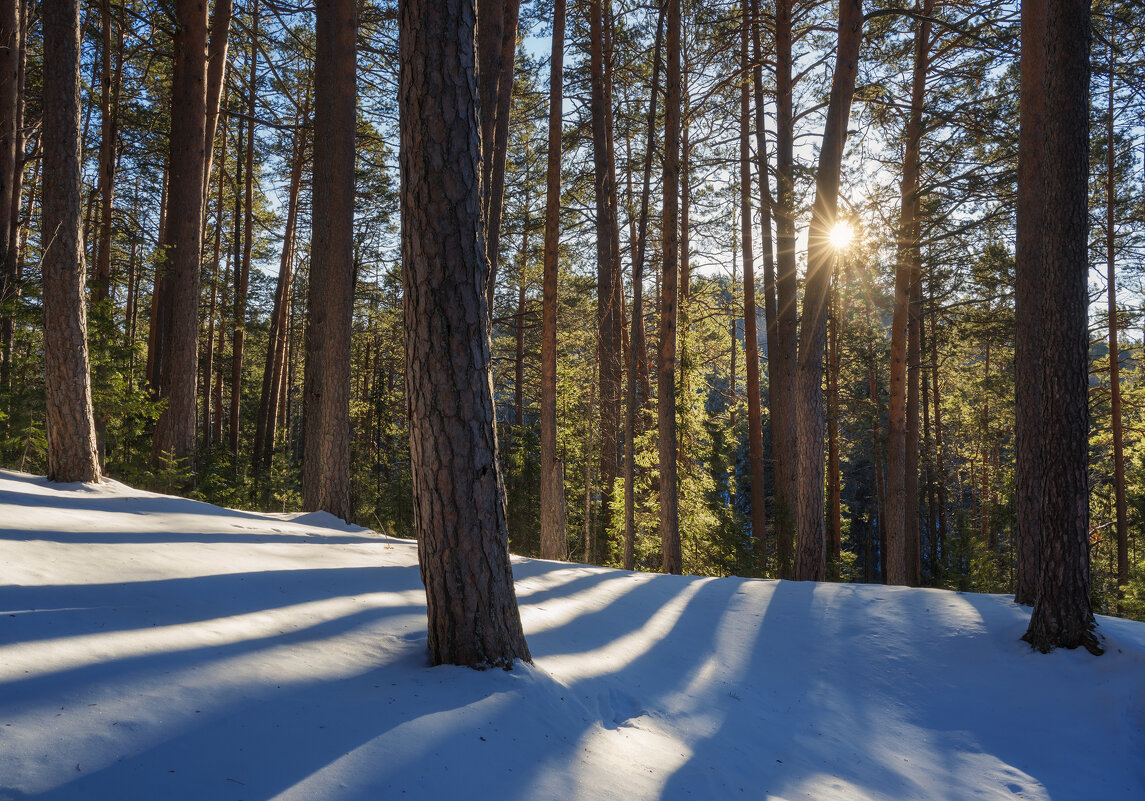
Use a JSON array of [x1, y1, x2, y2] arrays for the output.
[[1, 468, 1143, 801]]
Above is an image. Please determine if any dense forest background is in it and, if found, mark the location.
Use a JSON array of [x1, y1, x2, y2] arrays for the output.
[[3, 0, 1144, 618]]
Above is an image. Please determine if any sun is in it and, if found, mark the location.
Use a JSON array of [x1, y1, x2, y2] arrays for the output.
[[829, 220, 853, 250]]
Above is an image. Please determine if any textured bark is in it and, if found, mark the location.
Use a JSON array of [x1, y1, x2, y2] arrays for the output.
[[1023, 0, 1100, 655], [41, 0, 100, 484], [1013, 0, 1046, 607], [795, 0, 862, 582], [660, 0, 682, 575], [771, 0, 798, 579], [152, 0, 208, 466], [302, 0, 356, 519], [540, 0, 567, 562], [399, 0, 531, 668], [589, 0, 624, 563], [740, 0, 766, 569]]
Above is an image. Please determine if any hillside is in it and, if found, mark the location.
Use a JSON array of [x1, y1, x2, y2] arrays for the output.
[[2, 470, 1143, 800]]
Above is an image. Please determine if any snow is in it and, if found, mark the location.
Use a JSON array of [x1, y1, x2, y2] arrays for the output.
[[1, 469, 1143, 801]]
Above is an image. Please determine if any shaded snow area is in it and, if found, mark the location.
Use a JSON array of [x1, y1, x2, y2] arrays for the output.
[[2, 470, 1144, 801]]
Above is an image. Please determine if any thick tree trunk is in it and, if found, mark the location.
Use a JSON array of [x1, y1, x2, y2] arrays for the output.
[[41, 0, 101, 484], [399, 0, 531, 668], [740, 0, 766, 569], [540, 0, 567, 562], [302, 0, 356, 519], [1013, 0, 1046, 607], [152, 0, 209, 466], [1023, 0, 1100, 655], [771, 0, 798, 579], [795, 0, 862, 582], [660, 0, 682, 575]]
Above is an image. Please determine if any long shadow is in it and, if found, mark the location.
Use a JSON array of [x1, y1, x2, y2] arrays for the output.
[[657, 582, 1140, 801], [0, 572, 696, 800], [654, 579, 929, 800], [0, 473, 298, 524], [0, 529, 384, 546], [2, 596, 424, 712], [1, 565, 424, 645], [513, 575, 744, 798]]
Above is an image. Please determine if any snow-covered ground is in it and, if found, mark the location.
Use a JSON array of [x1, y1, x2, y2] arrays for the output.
[[1, 469, 1142, 801]]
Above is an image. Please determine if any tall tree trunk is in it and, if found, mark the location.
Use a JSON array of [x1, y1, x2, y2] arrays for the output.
[[1013, 0, 1046, 607], [1104, 46, 1128, 602], [588, 0, 624, 563], [255, 100, 306, 472], [152, 0, 209, 466], [41, 0, 101, 484], [212, 253, 230, 448], [828, 258, 842, 569], [540, 0, 567, 562], [886, 0, 931, 587], [740, 0, 766, 570], [302, 0, 356, 519], [483, 0, 522, 308], [660, 0, 682, 575], [921, 293, 937, 579], [202, 102, 228, 449], [930, 281, 947, 570], [399, 0, 531, 668], [91, 0, 121, 307], [770, 0, 798, 579], [1023, 0, 1100, 655], [750, 0, 778, 567], [907, 0, 931, 587], [0, 0, 18, 361], [624, 3, 664, 571], [144, 165, 167, 397], [202, 0, 232, 211], [230, 0, 257, 457], [795, 0, 862, 582], [0, 0, 23, 392]]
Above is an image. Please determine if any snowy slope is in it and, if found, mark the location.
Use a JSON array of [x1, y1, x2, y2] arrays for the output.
[[1, 469, 1143, 801]]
